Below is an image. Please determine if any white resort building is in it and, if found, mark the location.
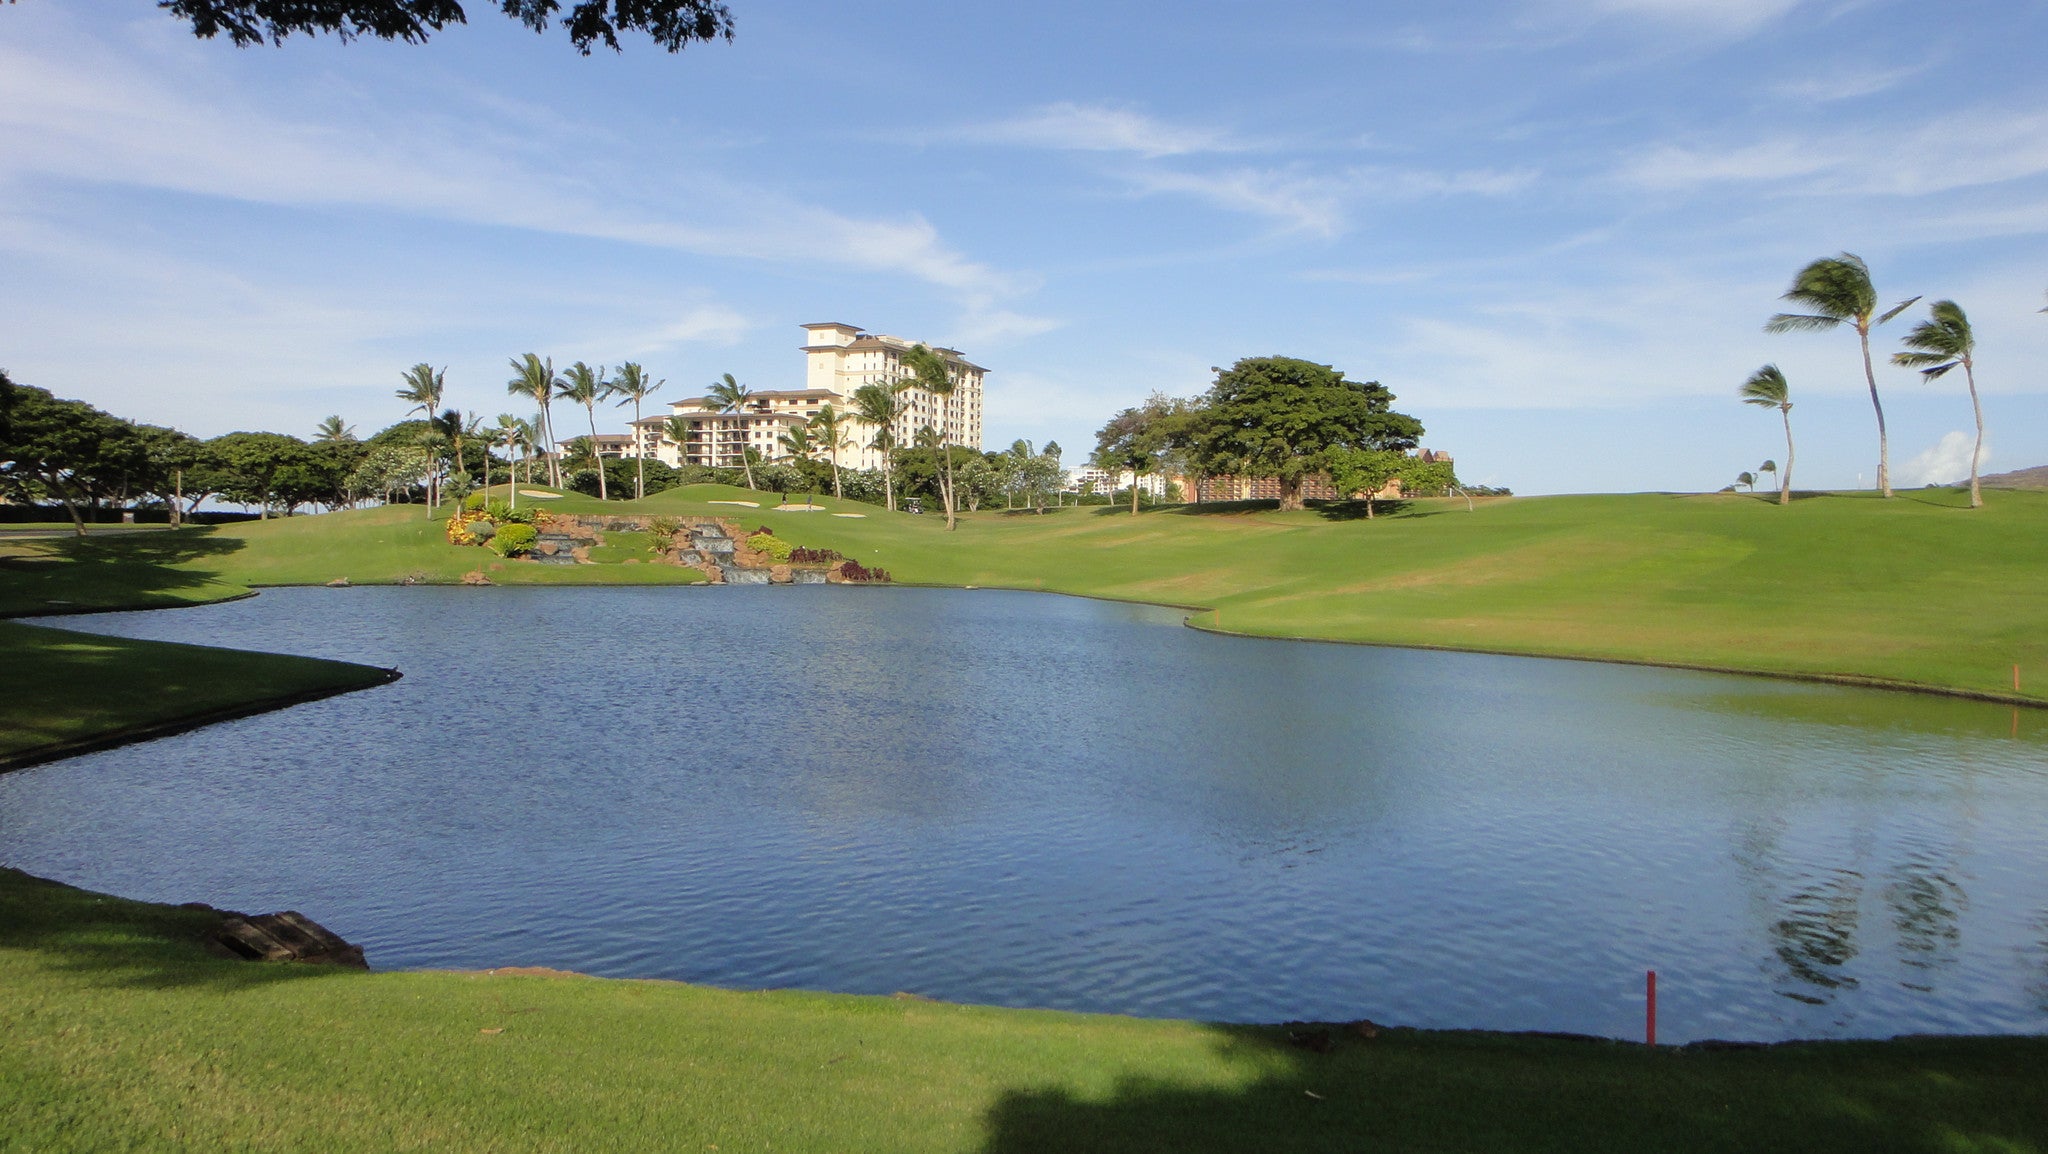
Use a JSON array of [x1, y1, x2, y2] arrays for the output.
[[630, 323, 986, 472]]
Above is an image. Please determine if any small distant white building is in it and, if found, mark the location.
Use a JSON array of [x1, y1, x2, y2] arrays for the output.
[[1066, 467, 1168, 498]]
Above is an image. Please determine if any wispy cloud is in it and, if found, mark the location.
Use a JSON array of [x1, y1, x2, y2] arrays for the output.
[[933, 102, 1247, 158], [1124, 164, 1537, 236], [1771, 61, 1930, 102], [1617, 109, 2048, 197], [0, 16, 1022, 305]]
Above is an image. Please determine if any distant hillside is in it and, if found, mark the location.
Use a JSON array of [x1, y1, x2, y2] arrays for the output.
[[1981, 465, 2048, 489]]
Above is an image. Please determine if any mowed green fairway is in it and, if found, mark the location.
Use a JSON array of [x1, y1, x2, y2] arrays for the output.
[[5, 867, 2045, 1154], [133, 483, 2048, 702]]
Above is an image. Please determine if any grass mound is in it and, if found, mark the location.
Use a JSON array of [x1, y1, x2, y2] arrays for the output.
[[0, 622, 397, 767]]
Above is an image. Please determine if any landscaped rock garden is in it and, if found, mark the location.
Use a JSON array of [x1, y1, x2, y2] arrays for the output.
[[444, 502, 889, 584]]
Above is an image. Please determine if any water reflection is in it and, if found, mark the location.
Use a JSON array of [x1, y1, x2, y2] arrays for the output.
[[3, 587, 2046, 1043]]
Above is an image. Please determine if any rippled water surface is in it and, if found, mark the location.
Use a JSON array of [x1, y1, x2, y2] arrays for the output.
[[6, 586, 2048, 1042]]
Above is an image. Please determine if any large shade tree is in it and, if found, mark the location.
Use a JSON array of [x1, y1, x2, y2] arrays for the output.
[[1194, 356, 1423, 512], [1738, 365, 1796, 506], [158, 0, 734, 53], [1892, 300, 1987, 509], [1764, 253, 1918, 498]]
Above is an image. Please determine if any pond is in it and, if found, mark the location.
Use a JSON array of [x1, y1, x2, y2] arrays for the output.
[[5, 586, 2047, 1043]]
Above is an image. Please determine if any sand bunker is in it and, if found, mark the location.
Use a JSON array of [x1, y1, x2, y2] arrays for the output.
[[518, 490, 563, 499], [831, 513, 867, 518], [707, 500, 761, 508]]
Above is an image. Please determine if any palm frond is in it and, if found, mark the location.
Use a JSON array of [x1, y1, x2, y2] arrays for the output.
[[1878, 295, 1922, 325], [1764, 313, 1839, 334], [1739, 364, 1790, 408]]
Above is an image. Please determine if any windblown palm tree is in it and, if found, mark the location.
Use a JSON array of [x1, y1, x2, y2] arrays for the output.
[[558, 361, 610, 500], [396, 363, 445, 422], [707, 372, 756, 489], [852, 381, 906, 512], [1739, 365, 1796, 507], [609, 362, 664, 499], [457, 411, 485, 480], [810, 403, 852, 500], [1892, 300, 1986, 508], [506, 354, 564, 488], [1764, 253, 1918, 497], [314, 415, 356, 442], [900, 344, 959, 530]]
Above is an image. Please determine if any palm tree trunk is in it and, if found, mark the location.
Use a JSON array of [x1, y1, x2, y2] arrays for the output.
[[542, 402, 560, 488], [1779, 407, 1794, 506], [1965, 361, 1984, 509], [1858, 322, 1891, 497], [633, 401, 646, 500], [1131, 476, 1139, 516], [586, 403, 608, 501]]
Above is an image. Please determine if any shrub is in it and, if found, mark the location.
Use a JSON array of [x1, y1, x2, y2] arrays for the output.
[[463, 492, 488, 512], [751, 534, 794, 562], [647, 516, 681, 553], [838, 560, 890, 583], [446, 510, 494, 545], [492, 523, 538, 556], [790, 546, 841, 564]]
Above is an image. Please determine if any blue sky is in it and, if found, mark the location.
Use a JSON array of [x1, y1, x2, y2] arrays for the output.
[[4, 0, 2046, 494]]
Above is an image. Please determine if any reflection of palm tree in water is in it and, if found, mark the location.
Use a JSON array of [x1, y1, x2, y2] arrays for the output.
[[1770, 870, 1865, 1003], [1734, 818, 1864, 1005], [1885, 855, 1969, 992]]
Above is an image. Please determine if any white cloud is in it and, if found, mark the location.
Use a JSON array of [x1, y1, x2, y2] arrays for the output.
[[937, 103, 1246, 158], [1899, 430, 1988, 486]]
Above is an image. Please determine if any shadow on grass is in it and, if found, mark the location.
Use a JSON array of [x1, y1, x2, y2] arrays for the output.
[[978, 1022, 2048, 1154], [0, 528, 247, 616], [0, 868, 349, 992]]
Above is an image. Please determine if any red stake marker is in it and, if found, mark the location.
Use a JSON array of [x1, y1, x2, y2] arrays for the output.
[[1646, 970, 1658, 1047]]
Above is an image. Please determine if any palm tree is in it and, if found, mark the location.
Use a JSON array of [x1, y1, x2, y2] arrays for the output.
[[457, 411, 486, 481], [506, 354, 564, 488], [493, 414, 525, 509], [777, 422, 816, 500], [901, 344, 959, 530], [1764, 253, 1918, 497], [662, 415, 695, 474], [558, 361, 610, 500], [313, 415, 356, 442], [1739, 365, 1796, 506], [420, 409, 460, 514], [706, 372, 756, 489], [396, 363, 445, 422], [852, 381, 906, 512], [609, 362, 664, 500], [810, 403, 852, 500], [1892, 300, 1986, 508]]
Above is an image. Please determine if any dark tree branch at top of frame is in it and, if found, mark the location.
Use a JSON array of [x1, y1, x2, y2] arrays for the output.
[[140, 0, 734, 53]]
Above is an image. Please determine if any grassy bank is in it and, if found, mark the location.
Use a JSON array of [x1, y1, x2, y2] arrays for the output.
[[0, 622, 397, 769], [88, 482, 2048, 703], [4, 867, 2044, 1153]]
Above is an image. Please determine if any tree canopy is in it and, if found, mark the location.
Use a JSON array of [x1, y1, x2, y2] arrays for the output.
[[1195, 356, 1423, 511], [157, 0, 734, 53]]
